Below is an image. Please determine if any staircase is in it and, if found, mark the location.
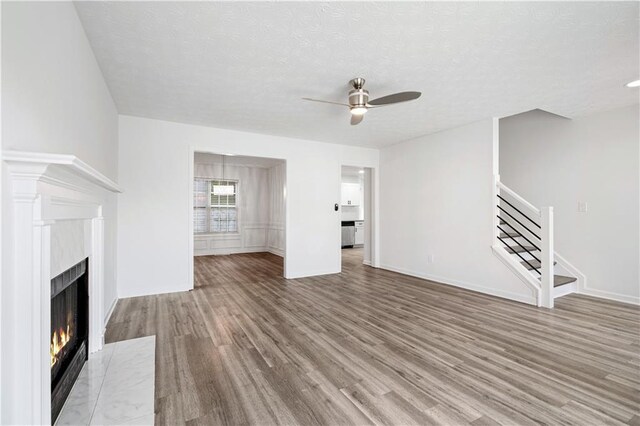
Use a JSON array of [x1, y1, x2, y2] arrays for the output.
[[492, 178, 582, 308]]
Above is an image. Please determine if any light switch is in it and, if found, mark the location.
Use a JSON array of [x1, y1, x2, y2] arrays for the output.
[[578, 201, 588, 213]]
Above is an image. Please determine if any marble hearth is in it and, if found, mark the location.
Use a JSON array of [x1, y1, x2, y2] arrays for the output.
[[56, 336, 155, 425]]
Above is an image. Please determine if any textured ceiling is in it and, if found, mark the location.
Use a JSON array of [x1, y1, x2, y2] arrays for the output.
[[74, 2, 639, 148]]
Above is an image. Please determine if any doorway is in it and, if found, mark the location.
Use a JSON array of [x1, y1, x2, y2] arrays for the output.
[[189, 152, 287, 286], [340, 165, 374, 267]]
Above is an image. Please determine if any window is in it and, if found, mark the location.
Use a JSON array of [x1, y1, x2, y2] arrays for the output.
[[193, 179, 238, 233]]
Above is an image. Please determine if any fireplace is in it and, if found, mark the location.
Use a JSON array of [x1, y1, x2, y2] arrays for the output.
[[50, 258, 89, 423], [2, 151, 120, 424]]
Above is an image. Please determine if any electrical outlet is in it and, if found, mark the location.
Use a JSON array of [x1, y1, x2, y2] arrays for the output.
[[578, 201, 588, 213], [427, 254, 434, 264]]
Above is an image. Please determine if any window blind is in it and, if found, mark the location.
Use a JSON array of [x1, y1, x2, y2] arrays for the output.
[[193, 179, 238, 234]]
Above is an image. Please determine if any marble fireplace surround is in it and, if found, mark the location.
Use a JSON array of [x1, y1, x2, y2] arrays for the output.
[[3, 151, 121, 425]]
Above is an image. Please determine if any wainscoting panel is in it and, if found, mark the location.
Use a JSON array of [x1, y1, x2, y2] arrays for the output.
[[244, 225, 268, 248], [267, 224, 285, 257], [194, 239, 208, 251], [194, 234, 244, 255]]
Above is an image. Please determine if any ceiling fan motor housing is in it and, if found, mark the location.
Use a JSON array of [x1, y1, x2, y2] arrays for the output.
[[348, 89, 369, 107]]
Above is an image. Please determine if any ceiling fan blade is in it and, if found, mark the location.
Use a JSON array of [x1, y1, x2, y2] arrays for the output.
[[351, 114, 364, 126], [302, 98, 349, 107], [368, 91, 421, 106]]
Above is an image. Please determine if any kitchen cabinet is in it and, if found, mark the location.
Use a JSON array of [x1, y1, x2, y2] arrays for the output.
[[354, 221, 364, 245], [341, 183, 360, 206]]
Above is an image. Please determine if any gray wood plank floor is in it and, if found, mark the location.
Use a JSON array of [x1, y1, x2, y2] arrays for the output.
[[106, 249, 640, 425]]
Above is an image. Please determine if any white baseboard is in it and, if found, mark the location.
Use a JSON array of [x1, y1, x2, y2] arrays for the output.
[[119, 283, 193, 299], [285, 268, 340, 280], [378, 263, 536, 305], [195, 246, 269, 256], [363, 260, 372, 266], [267, 246, 284, 257], [578, 287, 640, 305]]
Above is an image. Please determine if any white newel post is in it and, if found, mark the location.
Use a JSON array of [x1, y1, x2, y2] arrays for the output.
[[541, 207, 554, 308], [492, 175, 500, 246], [492, 118, 500, 248], [2, 151, 121, 425]]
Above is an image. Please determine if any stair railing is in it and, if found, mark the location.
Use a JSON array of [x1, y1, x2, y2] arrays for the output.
[[493, 176, 555, 308]]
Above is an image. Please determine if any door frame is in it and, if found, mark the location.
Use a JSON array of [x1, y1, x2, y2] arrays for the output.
[[188, 147, 288, 289], [339, 164, 378, 269]]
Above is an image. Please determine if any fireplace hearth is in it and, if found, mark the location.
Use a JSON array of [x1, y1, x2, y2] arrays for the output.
[[51, 258, 89, 423]]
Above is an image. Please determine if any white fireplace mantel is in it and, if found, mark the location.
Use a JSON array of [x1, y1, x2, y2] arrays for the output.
[[3, 150, 122, 193], [2, 151, 121, 425]]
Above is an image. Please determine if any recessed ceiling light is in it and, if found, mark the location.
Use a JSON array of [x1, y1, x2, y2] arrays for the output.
[[625, 79, 640, 88], [358, 170, 365, 174]]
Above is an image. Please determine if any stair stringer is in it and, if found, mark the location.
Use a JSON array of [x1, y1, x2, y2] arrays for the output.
[[491, 244, 542, 306]]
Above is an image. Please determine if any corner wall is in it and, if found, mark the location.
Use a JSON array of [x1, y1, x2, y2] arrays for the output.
[[379, 119, 535, 304], [117, 115, 379, 298], [500, 105, 640, 304]]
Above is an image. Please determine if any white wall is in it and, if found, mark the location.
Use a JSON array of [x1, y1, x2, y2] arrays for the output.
[[363, 168, 374, 265], [2, 2, 118, 179], [500, 105, 640, 304], [1, 2, 119, 421], [1, 1, 119, 311], [117, 115, 379, 298], [379, 119, 535, 304]]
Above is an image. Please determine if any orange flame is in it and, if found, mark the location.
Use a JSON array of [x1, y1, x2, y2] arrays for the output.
[[50, 325, 71, 367]]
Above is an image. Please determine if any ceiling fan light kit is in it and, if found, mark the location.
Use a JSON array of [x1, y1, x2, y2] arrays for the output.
[[303, 77, 421, 125]]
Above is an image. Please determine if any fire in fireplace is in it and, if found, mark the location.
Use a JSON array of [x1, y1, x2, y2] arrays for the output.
[[51, 323, 70, 368], [50, 258, 89, 423]]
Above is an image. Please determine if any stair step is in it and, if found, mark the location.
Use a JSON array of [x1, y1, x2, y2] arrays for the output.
[[519, 259, 557, 271], [554, 275, 577, 287], [504, 245, 537, 254], [500, 232, 521, 238]]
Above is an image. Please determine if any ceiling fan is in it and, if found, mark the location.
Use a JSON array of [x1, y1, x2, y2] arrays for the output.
[[303, 77, 421, 126]]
